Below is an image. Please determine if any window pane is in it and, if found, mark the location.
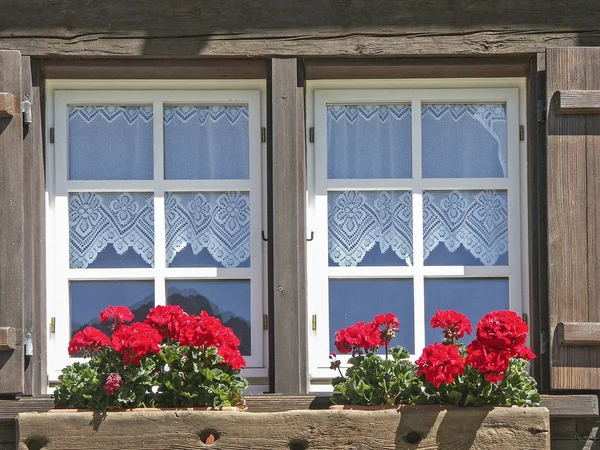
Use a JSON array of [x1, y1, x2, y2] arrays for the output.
[[423, 190, 508, 266], [69, 192, 154, 268], [70, 280, 155, 343], [166, 280, 251, 356], [164, 105, 249, 180], [425, 278, 509, 345], [165, 192, 250, 268], [327, 105, 412, 179], [329, 279, 414, 354], [68, 106, 153, 180], [422, 104, 507, 178], [328, 191, 412, 267]]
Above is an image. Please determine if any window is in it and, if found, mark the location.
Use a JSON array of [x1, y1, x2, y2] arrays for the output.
[[306, 80, 528, 386], [46, 81, 268, 384]]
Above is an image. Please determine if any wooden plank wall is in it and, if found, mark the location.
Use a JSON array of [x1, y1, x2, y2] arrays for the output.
[[0, 0, 599, 57]]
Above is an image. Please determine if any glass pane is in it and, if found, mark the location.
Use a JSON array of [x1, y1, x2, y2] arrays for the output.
[[68, 105, 153, 180], [329, 279, 414, 354], [328, 191, 412, 267], [327, 104, 412, 179], [423, 190, 508, 266], [422, 103, 507, 178], [69, 192, 154, 268], [164, 105, 249, 180], [70, 280, 155, 343], [165, 192, 250, 268], [166, 280, 251, 356], [425, 278, 509, 345]]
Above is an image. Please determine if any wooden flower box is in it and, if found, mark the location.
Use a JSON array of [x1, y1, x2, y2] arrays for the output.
[[17, 406, 550, 449]]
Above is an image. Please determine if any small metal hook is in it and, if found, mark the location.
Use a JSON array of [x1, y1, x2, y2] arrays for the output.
[[306, 231, 314, 242], [261, 231, 268, 242]]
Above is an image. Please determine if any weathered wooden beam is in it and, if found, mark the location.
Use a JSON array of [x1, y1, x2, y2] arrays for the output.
[[0, 327, 16, 350], [0, 93, 15, 117], [557, 322, 600, 346], [16, 408, 551, 450], [554, 90, 600, 114]]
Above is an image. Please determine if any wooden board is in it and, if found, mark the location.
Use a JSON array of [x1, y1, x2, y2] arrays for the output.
[[547, 47, 600, 390], [16, 407, 550, 450], [555, 90, 600, 114], [0, 0, 599, 56], [269, 59, 308, 393], [0, 49, 25, 395], [557, 322, 600, 346]]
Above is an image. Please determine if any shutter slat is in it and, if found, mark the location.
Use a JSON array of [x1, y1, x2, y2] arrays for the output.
[[0, 50, 25, 394], [547, 47, 600, 390]]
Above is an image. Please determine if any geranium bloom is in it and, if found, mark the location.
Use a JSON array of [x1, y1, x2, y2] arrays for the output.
[[104, 373, 121, 396], [145, 304, 186, 340], [111, 322, 163, 366], [68, 327, 110, 356], [430, 310, 472, 340], [515, 345, 536, 361], [333, 320, 382, 355], [99, 305, 134, 329], [476, 310, 528, 352], [465, 340, 512, 383], [416, 343, 465, 388]]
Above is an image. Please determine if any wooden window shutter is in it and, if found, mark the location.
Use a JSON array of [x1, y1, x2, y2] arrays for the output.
[[547, 47, 600, 389], [0, 50, 25, 394]]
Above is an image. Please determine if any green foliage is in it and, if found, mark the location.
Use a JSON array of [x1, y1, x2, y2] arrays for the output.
[[331, 346, 427, 405]]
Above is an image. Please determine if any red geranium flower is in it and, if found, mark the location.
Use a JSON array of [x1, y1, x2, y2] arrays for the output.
[[99, 305, 135, 330], [111, 322, 163, 366], [465, 340, 512, 383], [334, 321, 382, 355], [145, 304, 186, 340], [515, 345, 536, 361], [416, 342, 465, 388], [68, 327, 110, 356], [475, 310, 528, 352], [430, 310, 472, 340], [104, 373, 121, 396]]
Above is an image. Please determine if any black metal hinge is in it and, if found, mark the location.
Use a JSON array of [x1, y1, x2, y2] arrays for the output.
[[537, 99, 547, 123]]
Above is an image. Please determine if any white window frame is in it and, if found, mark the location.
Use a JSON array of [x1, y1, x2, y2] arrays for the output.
[[306, 78, 529, 389], [45, 80, 269, 390]]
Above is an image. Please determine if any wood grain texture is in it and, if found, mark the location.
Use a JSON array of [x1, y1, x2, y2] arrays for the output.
[[0, 0, 599, 57], [557, 323, 600, 346], [21, 57, 46, 396], [0, 93, 15, 117], [547, 47, 600, 390], [555, 90, 600, 114], [0, 50, 25, 395], [270, 59, 308, 393], [16, 408, 550, 450], [40, 59, 267, 79], [0, 328, 16, 350]]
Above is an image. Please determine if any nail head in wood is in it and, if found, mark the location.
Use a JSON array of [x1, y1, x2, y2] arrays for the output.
[[0, 92, 16, 117], [0, 327, 17, 350], [554, 90, 600, 114], [557, 322, 600, 346]]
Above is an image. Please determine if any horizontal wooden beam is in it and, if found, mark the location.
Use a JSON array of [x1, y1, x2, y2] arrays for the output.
[[0, 93, 15, 117], [554, 90, 600, 114], [40, 59, 267, 79], [557, 322, 600, 346], [0, 327, 16, 351], [304, 57, 530, 79]]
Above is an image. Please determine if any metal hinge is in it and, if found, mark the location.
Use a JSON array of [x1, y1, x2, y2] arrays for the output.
[[309, 127, 314, 143], [522, 312, 528, 325], [263, 314, 268, 330], [519, 125, 525, 141], [261, 127, 266, 143], [21, 99, 32, 125], [541, 331, 550, 355], [49, 317, 55, 334], [537, 99, 547, 123], [49, 127, 55, 144], [311, 314, 317, 331]]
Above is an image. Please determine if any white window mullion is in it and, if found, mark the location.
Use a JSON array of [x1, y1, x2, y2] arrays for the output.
[[153, 100, 166, 307], [411, 98, 426, 357]]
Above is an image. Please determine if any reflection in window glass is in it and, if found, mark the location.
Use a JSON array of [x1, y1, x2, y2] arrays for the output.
[[424, 278, 509, 345], [68, 105, 153, 180], [327, 104, 412, 179], [328, 279, 414, 354], [164, 105, 249, 180], [69, 280, 155, 345], [166, 280, 251, 356], [422, 103, 507, 179]]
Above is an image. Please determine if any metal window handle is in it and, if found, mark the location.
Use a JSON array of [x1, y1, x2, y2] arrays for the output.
[[261, 231, 268, 242], [307, 231, 314, 242]]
